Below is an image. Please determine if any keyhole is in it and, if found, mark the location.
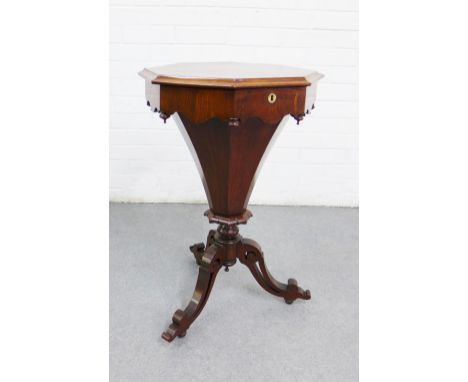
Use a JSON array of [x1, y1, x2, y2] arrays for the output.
[[267, 93, 276, 104]]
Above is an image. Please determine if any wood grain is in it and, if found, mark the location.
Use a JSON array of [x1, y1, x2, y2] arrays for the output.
[[139, 62, 322, 342], [153, 75, 312, 88]]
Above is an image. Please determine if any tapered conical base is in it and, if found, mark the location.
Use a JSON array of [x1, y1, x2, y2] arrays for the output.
[[174, 113, 288, 217]]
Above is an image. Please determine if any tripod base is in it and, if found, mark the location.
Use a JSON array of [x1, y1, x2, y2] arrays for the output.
[[161, 211, 311, 343]]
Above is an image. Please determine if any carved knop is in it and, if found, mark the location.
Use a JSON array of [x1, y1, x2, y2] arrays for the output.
[[291, 113, 305, 125], [160, 112, 169, 123], [305, 104, 315, 115]]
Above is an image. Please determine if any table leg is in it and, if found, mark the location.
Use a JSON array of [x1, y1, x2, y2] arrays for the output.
[[161, 243, 222, 342], [238, 238, 311, 304]]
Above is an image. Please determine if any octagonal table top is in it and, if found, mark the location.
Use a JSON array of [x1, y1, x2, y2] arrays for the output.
[[139, 62, 323, 89]]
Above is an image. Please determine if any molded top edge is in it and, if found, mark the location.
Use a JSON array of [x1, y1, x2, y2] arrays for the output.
[[138, 62, 324, 88]]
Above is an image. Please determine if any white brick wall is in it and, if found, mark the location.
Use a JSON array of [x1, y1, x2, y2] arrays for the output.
[[110, 0, 358, 206]]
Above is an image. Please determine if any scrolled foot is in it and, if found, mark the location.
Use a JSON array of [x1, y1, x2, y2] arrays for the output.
[[161, 325, 186, 341], [284, 279, 311, 304], [189, 230, 216, 265], [161, 326, 177, 342], [189, 242, 205, 265]]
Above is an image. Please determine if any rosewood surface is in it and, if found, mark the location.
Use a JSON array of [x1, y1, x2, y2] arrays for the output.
[[139, 62, 323, 342]]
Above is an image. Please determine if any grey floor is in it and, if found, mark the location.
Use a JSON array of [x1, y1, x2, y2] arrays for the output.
[[110, 203, 358, 382]]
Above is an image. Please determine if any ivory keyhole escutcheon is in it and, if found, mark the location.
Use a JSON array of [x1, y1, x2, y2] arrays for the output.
[[267, 93, 277, 104]]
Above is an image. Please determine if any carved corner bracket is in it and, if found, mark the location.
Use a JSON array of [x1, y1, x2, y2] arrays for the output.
[[291, 104, 315, 125], [146, 99, 159, 113], [159, 112, 171, 123], [291, 113, 305, 125], [151, 109, 304, 127]]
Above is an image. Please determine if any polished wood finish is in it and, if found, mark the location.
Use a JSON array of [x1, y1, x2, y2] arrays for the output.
[[139, 63, 322, 116], [159, 85, 308, 124], [145, 62, 322, 89], [177, 113, 285, 216], [161, 243, 222, 342], [163, 224, 311, 342], [154, 75, 312, 88], [139, 62, 323, 342]]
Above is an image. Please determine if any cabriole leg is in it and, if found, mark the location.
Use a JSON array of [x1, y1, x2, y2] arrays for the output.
[[237, 238, 311, 304], [161, 244, 222, 342]]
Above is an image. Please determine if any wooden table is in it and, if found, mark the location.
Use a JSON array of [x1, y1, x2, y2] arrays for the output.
[[139, 62, 323, 342]]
